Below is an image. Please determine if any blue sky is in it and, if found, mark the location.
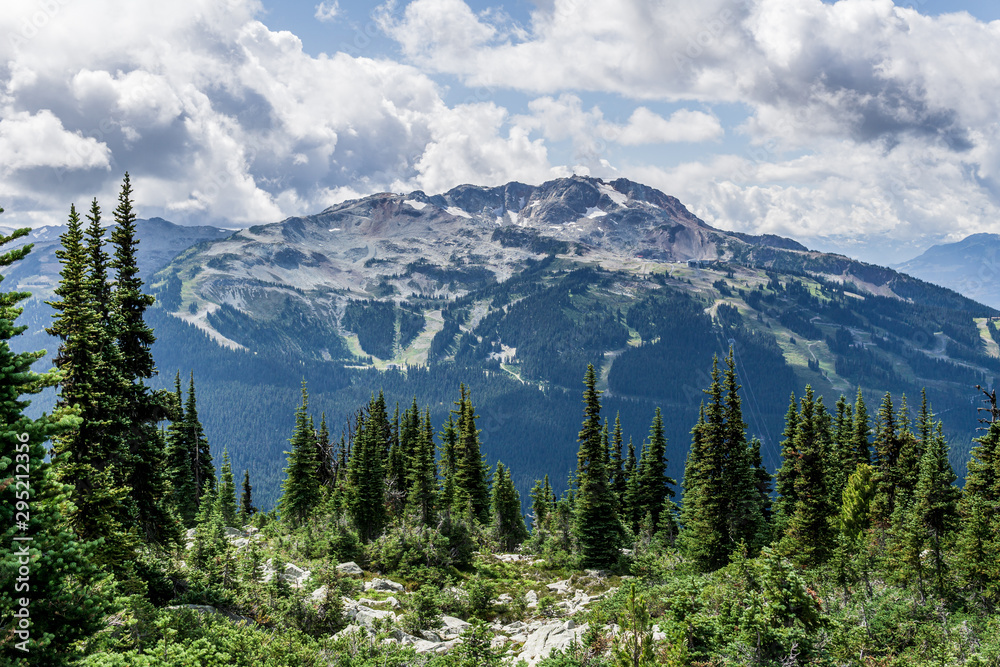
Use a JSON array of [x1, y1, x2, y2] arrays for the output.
[[3, 0, 1000, 263]]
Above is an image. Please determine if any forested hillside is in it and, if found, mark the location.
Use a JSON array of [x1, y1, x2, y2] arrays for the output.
[[4, 185, 1000, 665]]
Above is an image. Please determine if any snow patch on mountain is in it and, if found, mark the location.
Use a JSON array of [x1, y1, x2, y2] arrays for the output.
[[598, 183, 627, 206], [446, 206, 471, 219]]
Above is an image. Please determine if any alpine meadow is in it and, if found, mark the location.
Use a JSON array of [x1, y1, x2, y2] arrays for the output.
[[5, 1, 1000, 666]]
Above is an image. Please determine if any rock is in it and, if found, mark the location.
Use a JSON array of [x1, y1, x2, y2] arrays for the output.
[[223, 526, 246, 539], [415, 638, 462, 655], [503, 621, 527, 634], [546, 579, 573, 595], [364, 577, 404, 593], [420, 629, 443, 642], [354, 606, 395, 629], [261, 559, 312, 588], [497, 593, 512, 603], [336, 561, 364, 577], [525, 590, 538, 608], [357, 596, 400, 609], [333, 624, 363, 640], [309, 586, 328, 604], [243, 525, 259, 535], [585, 568, 609, 579], [491, 634, 508, 650], [518, 620, 590, 666], [185, 528, 196, 540], [439, 615, 470, 638], [495, 553, 531, 563]]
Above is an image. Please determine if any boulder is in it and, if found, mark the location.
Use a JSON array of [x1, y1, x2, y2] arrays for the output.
[[546, 579, 573, 595], [354, 606, 395, 629], [261, 559, 312, 588], [336, 561, 364, 577], [525, 590, 538, 607], [518, 620, 589, 666], [364, 577, 404, 593], [439, 615, 470, 638], [333, 624, 362, 640], [223, 526, 246, 539]]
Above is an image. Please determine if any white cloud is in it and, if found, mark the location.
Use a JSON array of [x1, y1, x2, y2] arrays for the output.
[[0, 110, 111, 172], [378, 0, 1000, 252], [616, 107, 723, 145], [3, 0, 1000, 262], [314, 1, 340, 22], [0, 0, 562, 228]]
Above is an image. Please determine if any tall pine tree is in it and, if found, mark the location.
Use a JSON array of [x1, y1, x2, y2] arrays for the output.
[[278, 382, 321, 526], [573, 364, 622, 566], [0, 212, 116, 666]]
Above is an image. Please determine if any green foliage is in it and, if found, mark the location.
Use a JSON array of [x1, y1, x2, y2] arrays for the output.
[[611, 584, 657, 667], [490, 462, 529, 551], [217, 450, 238, 526], [574, 365, 623, 567], [0, 212, 117, 665], [278, 382, 321, 526], [401, 584, 443, 634]]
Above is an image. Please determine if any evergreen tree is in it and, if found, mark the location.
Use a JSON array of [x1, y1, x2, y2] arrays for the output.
[[749, 436, 773, 527], [957, 419, 1000, 598], [871, 391, 901, 529], [239, 469, 255, 525], [163, 372, 197, 525], [573, 364, 622, 566], [315, 412, 333, 489], [609, 412, 626, 505], [406, 408, 438, 524], [0, 215, 116, 666], [530, 474, 551, 532], [783, 387, 836, 566], [720, 350, 768, 552], [109, 174, 175, 544], [185, 372, 213, 505], [438, 412, 459, 511], [681, 354, 766, 568], [636, 407, 676, 536], [278, 382, 321, 526], [830, 394, 855, 502], [346, 392, 389, 541], [84, 197, 112, 326], [623, 436, 640, 531], [904, 421, 959, 598], [679, 404, 706, 540], [772, 393, 799, 537], [452, 385, 490, 523], [490, 462, 529, 551], [45, 204, 131, 557], [388, 402, 404, 494], [216, 449, 238, 526], [852, 388, 871, 466]]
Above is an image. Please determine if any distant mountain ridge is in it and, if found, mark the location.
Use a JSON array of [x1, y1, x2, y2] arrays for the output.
[[7, 176, 998, 510], [895, 233, 1000, 309]]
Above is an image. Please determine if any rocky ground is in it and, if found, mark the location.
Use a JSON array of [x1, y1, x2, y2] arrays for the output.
[[182, 525, 636, 665]]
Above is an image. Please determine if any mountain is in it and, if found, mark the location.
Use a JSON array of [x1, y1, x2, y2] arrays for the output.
[[895, 233, 1000, 309], [3, 217, 235, 412], [8, 177, 999, 509], [2, 217, 235, 297]]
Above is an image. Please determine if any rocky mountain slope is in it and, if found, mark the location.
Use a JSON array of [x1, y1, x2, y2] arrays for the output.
[[7, 176, 998, 509], [895, 232, 1000, 309]]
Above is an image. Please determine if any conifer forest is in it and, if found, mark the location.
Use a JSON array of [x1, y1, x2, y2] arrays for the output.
[[4, 177, 1000, 667]]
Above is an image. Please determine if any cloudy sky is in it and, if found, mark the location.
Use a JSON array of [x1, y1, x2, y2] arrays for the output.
[[2, 0, 1000, 263]]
